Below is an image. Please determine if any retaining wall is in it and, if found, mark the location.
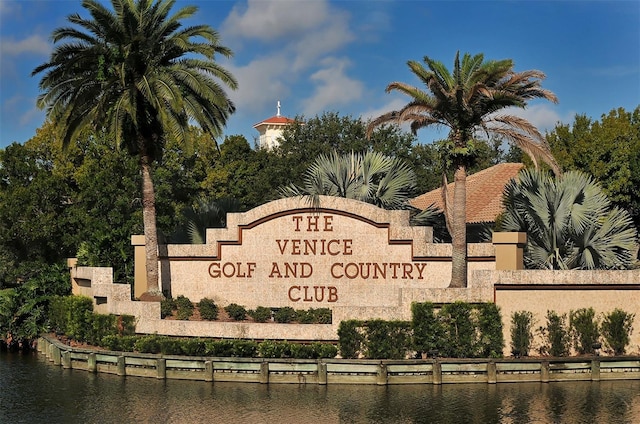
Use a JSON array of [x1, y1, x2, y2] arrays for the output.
[[38, 336, 640, 386]]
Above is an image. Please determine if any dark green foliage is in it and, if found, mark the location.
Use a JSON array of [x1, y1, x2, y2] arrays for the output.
[[316, 342, 338, 359], [439, 302, 477, 358], [258, 340, 293, 358], [295, 309, 315, 324], [181, 338, 207, 356], [274, 307, 297, 323], [59, 296, 94, 342], [49, 295, 135, 346], [570, 308, 600, 354], [161, 297, 177, 319], [89, 314, 117, 346], [175, 295, 194, 320], [204, 339, 235, 357], [511, 311, 534, 357], [311, 308, 333, 324], [364, 320, 412, 359], [159, 337, 184, 355], [0, 263, 71, 349], [601, 309, 635, 355], [119, 315, 136, 335], [250, 306, 272, 323], [100, 334, 137, 352], [411, 302, 444, 354], [224, 303, 247, 321], [233, 340, 258, 357], [541, 311, 571, 357], [134, 335, 164, 354], [337, 320, 364, 359], [476, 303, 504, 358], [198, 298, 219, 321]]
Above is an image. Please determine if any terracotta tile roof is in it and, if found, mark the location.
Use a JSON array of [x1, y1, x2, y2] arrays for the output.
[[253, 115, 296, 128], [409, 163, 524, 224]]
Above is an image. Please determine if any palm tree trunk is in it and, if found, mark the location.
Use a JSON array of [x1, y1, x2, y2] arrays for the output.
[[449, 163, 467, 288], [140, 154, 160, 297]]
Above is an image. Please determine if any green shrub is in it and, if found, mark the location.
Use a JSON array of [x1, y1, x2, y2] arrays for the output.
[[224, 303, 247, 321], [175, 296, 194, 320], [198, 298, 219, 321], [311, 308, 332, 324], [64, 296, 95, 342], [181, 338, 207, 356], [89, 314, 117, 345], [290, 343, 316, 359], [439, 302, 477, 358], [511, 311, 534, 357], [316, 342, 338, 359], [601, 309, 635, 355], [48, 296, 67, 335], [134, 334, 164, 354], [233, 340, 258, 357], [295, 309, 315, 324], [476, 303, 504, 358], [250, 306, 272, 323], [570, 308, 600, 355], [337, 320, 364, 359], [159, 337, 183, 355], [411, 302, 443, 355], [364, 320, 412, 359], [541, 310, 570, 357], [274, 307, 297, 323], [161, 298, 176, 318], [258, 340, 292, 358], [101, 334, 138, 352], [205, 339, 235, 357], [119, 315, 136, 335]]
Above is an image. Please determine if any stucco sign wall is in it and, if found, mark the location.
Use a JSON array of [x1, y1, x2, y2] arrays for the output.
[[160, 196, 494, 315]]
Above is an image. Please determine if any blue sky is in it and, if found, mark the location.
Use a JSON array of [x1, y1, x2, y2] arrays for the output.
[[1, 0, 639, 149]]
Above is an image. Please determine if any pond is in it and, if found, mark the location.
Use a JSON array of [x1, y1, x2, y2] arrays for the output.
[[2, 351, 639, 423]]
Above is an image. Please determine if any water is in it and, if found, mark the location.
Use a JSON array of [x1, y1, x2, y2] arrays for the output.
[[2, 351, 639, 423]]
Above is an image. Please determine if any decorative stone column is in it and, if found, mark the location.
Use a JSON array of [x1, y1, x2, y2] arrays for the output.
[[131, 235, 147, 299], [492, 232, 527, 270]]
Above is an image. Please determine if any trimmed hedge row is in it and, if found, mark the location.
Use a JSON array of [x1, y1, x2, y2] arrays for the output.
[[49, 295, 337, 359], [161, 296, 332, 324], [511, 307, 636, 357], [97, 334, 338, 359], [338, 302, 504, 359], [48, 295, 135, 345]]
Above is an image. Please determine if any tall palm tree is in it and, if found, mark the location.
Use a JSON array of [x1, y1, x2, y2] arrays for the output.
[[367, 52, 560, 288], [33, 0, 237, 299], [500, 168, 637, 270], [278, 150, 420, 210]]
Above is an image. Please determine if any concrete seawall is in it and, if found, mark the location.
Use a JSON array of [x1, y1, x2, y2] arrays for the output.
[[38, 336, 640, 386]]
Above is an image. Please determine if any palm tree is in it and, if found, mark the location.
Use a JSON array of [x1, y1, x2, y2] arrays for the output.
[[367, 52, 560, 288], [32, 0, 237, 299], [500, 168, 637, 270], [279, 150, 421, 210]]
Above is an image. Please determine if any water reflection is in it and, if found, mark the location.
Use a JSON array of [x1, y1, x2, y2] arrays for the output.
[[1, 351, 639, 424]]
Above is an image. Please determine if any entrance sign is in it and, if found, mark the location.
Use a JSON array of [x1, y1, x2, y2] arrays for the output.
[[160, 196, 494, 317]]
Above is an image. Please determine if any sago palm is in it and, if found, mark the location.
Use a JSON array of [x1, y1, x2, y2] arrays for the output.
[[279, 150, 419, 210], [367, 51, 560, 288], [33, 0, 237, 297], [500, 168, 637, 270]]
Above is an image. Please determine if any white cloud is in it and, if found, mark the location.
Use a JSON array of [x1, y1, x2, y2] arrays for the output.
[[222, 0, 332, 41], [225, 54, 293, 115], [302, 57, 364, 116], [0, 34, 50, 56], [503, 104, 565, 132], [0, 1, 18, 17], [221, 0, 354, 73]]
